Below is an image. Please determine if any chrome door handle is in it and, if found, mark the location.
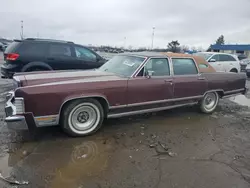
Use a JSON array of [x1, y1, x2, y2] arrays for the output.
[[198, 77, 205, 80], [165, 79, 173, 85]]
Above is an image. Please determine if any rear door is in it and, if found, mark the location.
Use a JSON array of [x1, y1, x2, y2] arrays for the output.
[[219, 54, 239, 72], [172, 58, 207, 99], [47, 43, 76, 70], [71, 45, 103, 69]]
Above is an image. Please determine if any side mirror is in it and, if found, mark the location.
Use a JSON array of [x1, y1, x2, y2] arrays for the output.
[[145, 70, 154, 78], [209, 59, 216, 62]]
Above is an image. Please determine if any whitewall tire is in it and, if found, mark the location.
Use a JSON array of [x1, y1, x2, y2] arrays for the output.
[[62, 99, 104, 137], [200, 92, 219, 113]]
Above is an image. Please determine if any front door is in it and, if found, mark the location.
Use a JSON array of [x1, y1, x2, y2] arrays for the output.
[[172, 58, 207, 99], [127, 58, 173, 105], [47, 43, 76, 70], [209, 54, 224, 72]]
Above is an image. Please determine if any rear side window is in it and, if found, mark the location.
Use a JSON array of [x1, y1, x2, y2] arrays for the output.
[[4, 42, 20, 53], [219, 54, 236, 61], [144, 58, 170, 76], [172, 58, 198, 75], [49, 44, 72, 57], [18, 42, 47, 56]]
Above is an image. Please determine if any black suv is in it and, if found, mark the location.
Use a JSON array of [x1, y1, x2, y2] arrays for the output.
[[1, 38, 107, 78]]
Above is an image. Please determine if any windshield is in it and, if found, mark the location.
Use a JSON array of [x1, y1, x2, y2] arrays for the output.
[[99, 55, 145, 77], [194, 53, 213, 60]]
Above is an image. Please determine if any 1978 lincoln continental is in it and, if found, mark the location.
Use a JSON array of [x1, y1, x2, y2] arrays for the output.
[[5, 52, 247, 136]]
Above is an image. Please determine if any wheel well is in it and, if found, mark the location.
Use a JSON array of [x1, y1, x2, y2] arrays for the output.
[[230, 68, 238, 73], [216, 91, 224, 98], [26, 66, 50, 71], [59, 97, 109, 119]]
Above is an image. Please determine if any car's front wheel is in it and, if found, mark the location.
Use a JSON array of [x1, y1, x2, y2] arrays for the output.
[[61, 99, 104, 137], [199, 92, 219, 113]]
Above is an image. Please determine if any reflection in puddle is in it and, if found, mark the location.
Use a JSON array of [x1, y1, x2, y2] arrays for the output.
[[49, 140, 113, 188], [229, 95, 250, 107], [0, 155, 12, 177]]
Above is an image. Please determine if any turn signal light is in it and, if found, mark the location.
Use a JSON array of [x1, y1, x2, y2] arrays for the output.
[[6, 53, 19, 61]]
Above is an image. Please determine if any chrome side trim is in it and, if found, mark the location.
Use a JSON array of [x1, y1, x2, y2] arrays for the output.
[[224, 88, 245, 95], [109, 95, 202, 109], [222, 93, 241, 99], [34, 115, 59, 127], [108, 102, 197, 118], [203, 89, 224, 97]]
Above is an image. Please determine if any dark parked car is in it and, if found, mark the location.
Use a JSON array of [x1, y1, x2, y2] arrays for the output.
[[1, 38, 107, 78], [5, 52, 247, 136]]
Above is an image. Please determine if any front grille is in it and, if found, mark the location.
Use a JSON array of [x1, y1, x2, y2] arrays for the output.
[[14, 98, 25, 114]]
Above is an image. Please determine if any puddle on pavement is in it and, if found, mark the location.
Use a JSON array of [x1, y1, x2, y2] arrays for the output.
[[0, 138, 115, 188], [229, 95, 250, 107], [0, 154, 12, 177]]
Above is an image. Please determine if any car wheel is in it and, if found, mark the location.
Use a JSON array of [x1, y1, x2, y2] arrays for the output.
[[200, 92, 219, 113], [61, 98, 104, 137]]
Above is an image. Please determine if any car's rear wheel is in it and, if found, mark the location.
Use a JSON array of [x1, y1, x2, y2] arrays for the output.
[[200, 92, 219, 113], [61, 99, 104, 137]]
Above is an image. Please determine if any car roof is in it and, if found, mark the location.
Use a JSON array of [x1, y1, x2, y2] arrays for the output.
[[121, 51, 201, 58], [119, 52, 216, 73], [197, 52, 235, 56], [14, 38, 74, 44]]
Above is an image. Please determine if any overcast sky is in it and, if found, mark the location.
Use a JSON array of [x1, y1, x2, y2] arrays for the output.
[[1, 0, 250, 49]]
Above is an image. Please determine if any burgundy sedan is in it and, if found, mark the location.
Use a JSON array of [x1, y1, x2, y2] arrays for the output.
[[5, 52, 247, 136]]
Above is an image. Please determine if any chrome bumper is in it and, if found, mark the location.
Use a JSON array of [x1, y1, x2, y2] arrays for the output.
[[5, 116, 28, 130], [4, 90, 28, 130]]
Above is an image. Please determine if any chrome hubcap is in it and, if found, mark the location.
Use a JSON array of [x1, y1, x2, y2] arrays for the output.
[[204, 93, 217, 110], [71, 105, 98, 131]]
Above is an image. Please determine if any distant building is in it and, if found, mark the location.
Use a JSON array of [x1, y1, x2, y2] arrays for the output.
[[210, 44, 250, 58]]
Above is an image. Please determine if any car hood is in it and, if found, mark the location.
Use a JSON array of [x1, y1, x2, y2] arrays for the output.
[[13, 69, 122, 87]]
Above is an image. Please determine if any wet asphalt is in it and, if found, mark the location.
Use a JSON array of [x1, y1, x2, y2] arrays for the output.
[[0, 52, 250, 188]]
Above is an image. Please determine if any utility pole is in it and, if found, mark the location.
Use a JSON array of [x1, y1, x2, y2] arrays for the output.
[[20, 20, 24, 39], [124, 37, 126, 49], [151, 27, 155, 50]]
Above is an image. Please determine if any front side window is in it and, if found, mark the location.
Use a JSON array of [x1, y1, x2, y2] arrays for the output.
[[75, 46, 97, 61], [210, 54, 220, 61], [99, 55, 145, 77], [49, 44, 72, 57], [143, 58, 170, 76], [172, 58, 198, 75]]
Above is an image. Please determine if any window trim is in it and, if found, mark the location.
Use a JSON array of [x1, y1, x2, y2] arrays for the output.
[[134, 57, 172, 77], [171, 57, 199, 76]]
